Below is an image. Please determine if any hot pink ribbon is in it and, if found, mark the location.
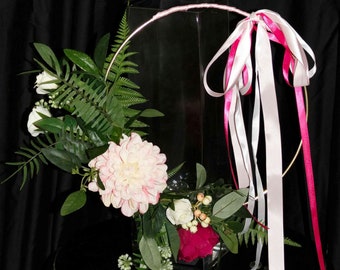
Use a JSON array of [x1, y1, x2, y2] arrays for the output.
[[203, 9, 325, 270]]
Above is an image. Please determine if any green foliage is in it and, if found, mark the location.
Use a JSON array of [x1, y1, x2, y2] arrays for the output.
[[212, 188, 249, 219], [60, 190, 87, 216], [195, 163, 207, 189], [142, 204, 166, 238], [139, 236, 162, 270], [3, 11, 163, 197], [33, 43, 62, 76], [238, 219, 268, 247], [2, 136, 51, 189], [284, 237, 302, 247], [165, 220, 180, 262], [216, 226, 239, 254]]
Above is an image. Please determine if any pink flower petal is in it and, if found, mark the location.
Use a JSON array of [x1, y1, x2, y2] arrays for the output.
[[88, 133, 168, 217]]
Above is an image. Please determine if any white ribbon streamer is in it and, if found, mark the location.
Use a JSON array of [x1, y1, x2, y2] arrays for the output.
[[203, 9, 316, 270]]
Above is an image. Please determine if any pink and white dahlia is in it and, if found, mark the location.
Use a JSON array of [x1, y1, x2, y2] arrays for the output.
[[88, 133, 168, 217]]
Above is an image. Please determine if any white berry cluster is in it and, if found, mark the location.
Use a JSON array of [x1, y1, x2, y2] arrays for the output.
[[181, 192, 213, 233]]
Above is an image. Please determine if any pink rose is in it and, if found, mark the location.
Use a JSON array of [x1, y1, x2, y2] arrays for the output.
[[88, 133, 168, 217], [178, 224, 219, 262]]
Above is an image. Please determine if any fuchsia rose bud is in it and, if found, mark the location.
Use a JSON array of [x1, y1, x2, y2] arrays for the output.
[[177, 224, 220, 262]]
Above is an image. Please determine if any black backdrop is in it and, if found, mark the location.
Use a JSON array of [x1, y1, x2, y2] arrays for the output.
[[0, 0, 339, 269]]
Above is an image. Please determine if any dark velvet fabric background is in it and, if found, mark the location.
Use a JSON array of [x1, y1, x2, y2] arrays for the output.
[[0, 0, 339, 269]]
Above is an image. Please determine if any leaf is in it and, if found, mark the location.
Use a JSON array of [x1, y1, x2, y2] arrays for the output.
[[41, 148, 81, 173], [94, 33, 110, 71], [33, 43, 61, 75], [212, 188, 248, 219], [167, 162, 185, 179], [64, 115, 78, 128], [284, 237, 301, 247], [217, 228, 239, 254], [165, 221, 180, 262], [64, 49, 100, 74], [196, 163, 207, 189], [140, 109, 164, 118], [60, 190, 87, 216], [34, 117, 64, 134], [86, 145, 109, 160], [139, 236, 162, 270], [225, 220, 246, 234], [142, 205, 165, 238], [96, 175, 105, 190]]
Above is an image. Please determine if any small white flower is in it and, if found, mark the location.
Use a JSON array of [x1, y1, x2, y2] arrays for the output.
[[159, 245, 172, 259], [35, 71, 59, 94], [166, 198, 193, 225], [139, 263, 148, 269], [161, 258, 173, 270], [27, 104, 52, 137], [117, 254, 132, 270]]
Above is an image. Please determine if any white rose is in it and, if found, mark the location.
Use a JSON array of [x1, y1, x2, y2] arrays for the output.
[[27, 105, 52, 137], [166, 198, 193, 225], [35, 71, 58, 94]]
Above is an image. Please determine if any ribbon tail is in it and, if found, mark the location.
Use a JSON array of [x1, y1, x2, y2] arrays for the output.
[[256, 22, 285, 270], [250, 78, 266, 270], [295, 86, 326, 270]]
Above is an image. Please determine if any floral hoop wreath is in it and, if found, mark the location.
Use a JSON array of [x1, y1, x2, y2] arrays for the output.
[[106, 4, 325, 270]]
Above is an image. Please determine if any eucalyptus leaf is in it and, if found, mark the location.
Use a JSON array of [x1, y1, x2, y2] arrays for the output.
[[34, 117, 64, 134], [41, 148, 81, 173], [196, 163, 206, 189], [212, 188, 248, 219], [139, 236, 162, 270], [165, 221, 180, 262], [217, 228, 239, 254], [64, 49, 100, 74], [60, 190, 87, 216]]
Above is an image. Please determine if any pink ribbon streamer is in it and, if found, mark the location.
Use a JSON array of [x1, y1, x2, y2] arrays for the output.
[[204, 9, 325, 270]]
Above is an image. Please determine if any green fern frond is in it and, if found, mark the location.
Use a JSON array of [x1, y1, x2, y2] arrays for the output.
[[2, 136, 54, 189], [238, 220, 301, 248], [58, 120, 93, 163], [50, 72, 125, 137], [238, 220, 267, 247], [284, 237, 302, 247]]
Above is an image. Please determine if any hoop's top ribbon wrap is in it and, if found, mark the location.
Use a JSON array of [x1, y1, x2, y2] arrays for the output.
[[203, 9, 325, 270]]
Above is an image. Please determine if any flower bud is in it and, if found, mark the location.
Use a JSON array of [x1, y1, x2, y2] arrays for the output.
[[201, 221, 209, 228], [194, 209, 202, 217], [202, 195, 213, 205], [182, 224, 189, 230], [199, 213, 207, 221], [196, 193, 204, 202], [202, 217, 211, 224], [190, 225, 198, 233]]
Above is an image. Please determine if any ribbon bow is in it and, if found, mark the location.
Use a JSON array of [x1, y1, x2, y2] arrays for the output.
[[203, 9, 324, 270]]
